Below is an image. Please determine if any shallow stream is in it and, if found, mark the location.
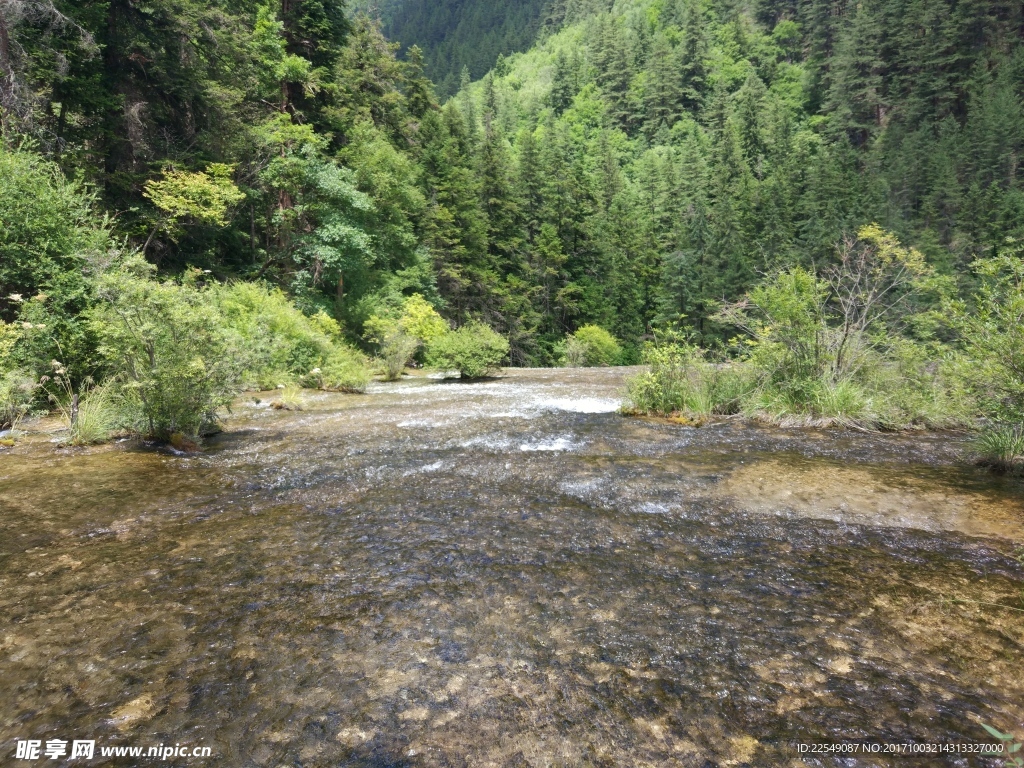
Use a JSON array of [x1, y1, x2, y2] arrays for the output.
[[2, 368, 1022, 766]]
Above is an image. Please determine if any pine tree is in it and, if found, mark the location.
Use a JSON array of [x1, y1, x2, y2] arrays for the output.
[[596, 20, 635, 131], [734, 71, 769, 173], [550, 49, 576, 115], [417, 106, 489, 321], [280, 0, 350, 70], [676, 0, 710, 115], [643, 33, 682, 138], [825, 0, 886, 146], [479, 113, 523, 274], [517, 126, 545, 243], [404, 45, 436, 119]]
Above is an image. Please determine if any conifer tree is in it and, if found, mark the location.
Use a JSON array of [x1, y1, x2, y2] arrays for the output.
[[676, 0, 711, 115], [417, 106, 488, 321], [734, 71, 769, 173], [825, 0, 886, 146], [404, 45, 435, 119], [597, 22, 636, 132], [643, 33, 682, 138], [479, 113, 523, 275], [517, 127, 545, 243], [550, 49, 576, 115]]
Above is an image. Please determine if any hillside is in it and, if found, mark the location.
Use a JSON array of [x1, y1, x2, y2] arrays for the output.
[[354, 0, 552, 96], [443, 0, 1024, 351], [1, 0, 1022, 385]]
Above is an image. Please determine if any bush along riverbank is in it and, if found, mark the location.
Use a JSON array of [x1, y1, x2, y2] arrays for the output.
[[1, 244, 523, 447], [2, 253, 372, 446], [623, 227, 1024, 473]]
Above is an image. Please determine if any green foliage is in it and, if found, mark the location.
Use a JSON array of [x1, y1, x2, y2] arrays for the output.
[[65, 386, 119, 446], [0, 147, 109, 322], [361, 0, 550, 96], [302, 347, 371, 393], [563, 325, 622, 367], [144, 164, 245, 243], [0, 369, 35, 431], [212, 281, 368, 391], [0, 320, 19, 371], [377, 332, 421, 381], [427, 322, 510, 379], [89, 256, 242, 441], [0, 320, 34, 431], [365, 293, 449, 379], [254, 116, 376, 312], [0, 0, 1022, 448], [626, 340, 754, 417], [364, 294, 449, 346], [628, 229, 969, 429], [973, 426, 1024, 475], [0, 146, 107, 383], [946, 247, 1024, 423], [44, 372, 121, 447], [980, 723, 1024, 768]]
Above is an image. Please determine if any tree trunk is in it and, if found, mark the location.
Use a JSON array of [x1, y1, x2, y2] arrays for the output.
[[0, 7, 15, 124]]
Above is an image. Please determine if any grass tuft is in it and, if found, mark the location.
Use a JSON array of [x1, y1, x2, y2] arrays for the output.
[[63, 384, 119, 446], [974, 425, 1024, 474], [272, 385, 306, 411]]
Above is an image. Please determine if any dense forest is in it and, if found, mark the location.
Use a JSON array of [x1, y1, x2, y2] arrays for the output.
[[0, 0, 1022, 449], [353, 0, 550, 96]]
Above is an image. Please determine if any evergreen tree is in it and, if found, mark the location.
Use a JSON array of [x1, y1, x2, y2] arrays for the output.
[[643, 33, 682, 138], [676, 0, 711, 114], [404, 45, 435, 118], [479, 114, 523, 275], [734, 71, 769, 173], [825, 0, 886, 146], [550, 49, 576, 115], [595, 18, 635, 131], [417, 106, 489, 321], [517, 126, 545, 243]]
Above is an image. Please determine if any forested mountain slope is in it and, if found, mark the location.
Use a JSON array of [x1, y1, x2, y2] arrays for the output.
[[436, 0, 1024, 355], [354, 0, 551, 96], [0, 0, 1022, 370]]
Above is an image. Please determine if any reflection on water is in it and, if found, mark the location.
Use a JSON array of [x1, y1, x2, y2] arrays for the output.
[[1, 368, 1022, 767]]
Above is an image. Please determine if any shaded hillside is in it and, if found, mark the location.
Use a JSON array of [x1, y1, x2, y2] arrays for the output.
[[356, 0, 553, 95]]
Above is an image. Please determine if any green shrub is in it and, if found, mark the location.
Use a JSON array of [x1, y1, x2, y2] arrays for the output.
[[626, 341, 755, 417], [394, 294, 449, 345], [212, 281, 369, 391], [0, 147, 109, 323], [865, 341, 974, 429], [974, 425, 1024, 474], [0, 320, 33, 430], [364, 293, 449, 375], [427, 322, 509, 379], [0, 147, 112, 389], [89, 255, 242, 441], [302, 347, 371, 392], [377, 331, 420, 381], [946, 248, 1024, 424], [563, 325, 622, 367], [0, 369, 35, 430]]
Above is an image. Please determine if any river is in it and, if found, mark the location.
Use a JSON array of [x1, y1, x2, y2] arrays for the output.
[[1, 368, 1022, 766]]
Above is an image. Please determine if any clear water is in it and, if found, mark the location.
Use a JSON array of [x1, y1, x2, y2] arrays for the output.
[[1, 368, 1022, 766]]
